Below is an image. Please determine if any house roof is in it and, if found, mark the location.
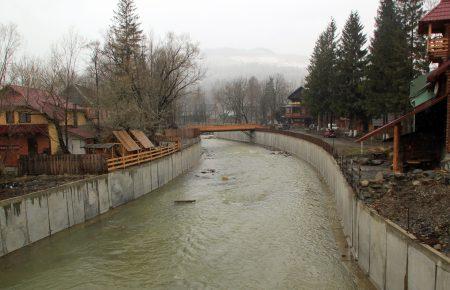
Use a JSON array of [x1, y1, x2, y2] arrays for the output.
[[419, 0, 450, 34], [287, 86, 304, 102], [0, 124, 48, 136], [67, 127, 96, 139], [0, 85, 83, 121]]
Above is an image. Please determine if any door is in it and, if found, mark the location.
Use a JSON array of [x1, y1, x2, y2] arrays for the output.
[[27, 137, 38, 156]]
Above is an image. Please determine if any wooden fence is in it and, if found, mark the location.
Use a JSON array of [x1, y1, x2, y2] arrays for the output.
[[106, 143, 180, 172], [19, 154, 107, 176], [19, 137, 193, 175]]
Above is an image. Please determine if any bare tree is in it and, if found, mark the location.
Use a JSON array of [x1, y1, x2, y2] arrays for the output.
[[86, 40, 102, 137], [9, 56, 42, 88], [246, 76, 261, 123], [178, 86, 207, 125], [273, 74, 291, 122], [35, 29, 86, 153], [0, 23, 20, 85], [213, 83, 232, 124], [101, 31, 203, 133]]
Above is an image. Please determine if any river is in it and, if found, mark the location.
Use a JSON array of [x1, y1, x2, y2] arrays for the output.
[[0, 138, 367, 289]]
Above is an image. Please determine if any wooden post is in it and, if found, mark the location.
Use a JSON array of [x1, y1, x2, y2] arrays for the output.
[[428, 24, 432, 51], [447, 96, 450, 153], [393, 124, 402, 173]]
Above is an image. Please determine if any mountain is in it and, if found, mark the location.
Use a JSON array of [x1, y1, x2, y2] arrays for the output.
[[200, 48, 308, 98]]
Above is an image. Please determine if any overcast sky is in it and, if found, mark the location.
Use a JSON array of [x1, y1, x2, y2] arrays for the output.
[[2, 0, 380, 58]]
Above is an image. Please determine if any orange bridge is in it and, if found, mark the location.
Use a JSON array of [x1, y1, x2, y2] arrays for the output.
[[187, 124, 264, 133]]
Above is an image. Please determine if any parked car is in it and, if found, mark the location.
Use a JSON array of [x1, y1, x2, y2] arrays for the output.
[[323, 128, 336, 138], [275, 123, 290, 130], [281, 123, 291, 130]]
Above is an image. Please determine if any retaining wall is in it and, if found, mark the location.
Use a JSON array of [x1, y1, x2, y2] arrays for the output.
[[215, 131, 450, 290], [0, 142, 201, 258]]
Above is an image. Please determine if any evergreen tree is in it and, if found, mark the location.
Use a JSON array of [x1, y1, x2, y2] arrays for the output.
[[365, 0, 410, 120], [104, 0, 145, 126], [397, 0, 428, 78], [107, 0, 143, 73], [305, 20, 339, 126], [261, 77, 275, 124], [336, 11, 368, 128]]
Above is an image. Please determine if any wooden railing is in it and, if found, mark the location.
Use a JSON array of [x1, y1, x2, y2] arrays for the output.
[[284, 113, 308, 119], [189, 124, 264, 133], [428, 37, 448, 61], [106, 142, 180, 172]]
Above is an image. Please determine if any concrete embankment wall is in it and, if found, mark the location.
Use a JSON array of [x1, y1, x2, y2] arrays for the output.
[[215, 131, 449, 290], [0, 143, 201, 258]]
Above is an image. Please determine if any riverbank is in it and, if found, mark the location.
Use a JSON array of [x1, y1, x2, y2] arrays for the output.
[[0, 142, 201, 258], [0, 175, 89, 201], [215, 130, 449, 290], [290, 128, 450, 254], [0, 138, 369, 289]]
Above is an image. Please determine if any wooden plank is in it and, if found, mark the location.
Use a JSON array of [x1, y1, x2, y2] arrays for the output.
[[113, 130, 141, 152], [129, 130, 155, 149]]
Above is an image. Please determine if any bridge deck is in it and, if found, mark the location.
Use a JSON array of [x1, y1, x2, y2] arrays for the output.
[[188, 124, 264, 133]]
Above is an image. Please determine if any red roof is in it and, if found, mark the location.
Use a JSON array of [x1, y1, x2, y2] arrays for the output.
[[0, 124, 48, 135], [0, 85, 84, 121], [419, 0, 450, 34], [67, 127, 96, 139]]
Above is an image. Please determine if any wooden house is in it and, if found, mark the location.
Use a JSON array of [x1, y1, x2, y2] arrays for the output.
[[357, 0, 450, 172], [282, 87, 312, 127], [0, 85, 96, 168]]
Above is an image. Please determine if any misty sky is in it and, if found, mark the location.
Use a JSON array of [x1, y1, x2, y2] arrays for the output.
[[2, 0, 379, 58]]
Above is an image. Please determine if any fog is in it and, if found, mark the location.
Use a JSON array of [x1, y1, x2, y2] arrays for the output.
[[1, 0, 379, 88]]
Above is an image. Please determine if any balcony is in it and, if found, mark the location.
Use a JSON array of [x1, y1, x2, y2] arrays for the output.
[[284, 113, 307, 119], [428, 37, 448, 62]]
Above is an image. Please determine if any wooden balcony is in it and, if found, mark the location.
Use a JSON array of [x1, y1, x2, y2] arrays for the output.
[[284, 113, 307, 119], [428, 37, 448, 62]]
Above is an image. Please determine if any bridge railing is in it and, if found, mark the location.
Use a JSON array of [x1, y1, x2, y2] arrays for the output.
[[188, 123, 264, 133], [255, 128, 336, 157]]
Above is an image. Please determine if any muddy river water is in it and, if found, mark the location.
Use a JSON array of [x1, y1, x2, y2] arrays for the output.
[[0, 138, 368, 289]]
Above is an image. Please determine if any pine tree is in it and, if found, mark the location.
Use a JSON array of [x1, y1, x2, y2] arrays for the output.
[[336, 11, 368, 128], [107, 0, 143, 74], [305, 20, 339, 126], [104, 0, 144, 127], [261, 77, 275, 124], [365, 0, 411, 120], [397, 0, 428, 78]]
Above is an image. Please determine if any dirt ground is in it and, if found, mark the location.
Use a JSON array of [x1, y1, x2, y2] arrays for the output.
[[0, 175, 90, 201], [291, 128, 449, 255], [369, 172, 450, 254]]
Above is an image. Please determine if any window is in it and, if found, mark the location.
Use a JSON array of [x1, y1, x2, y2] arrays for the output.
[[6, 111, 14, 124], [19, 112, 31, 123]]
